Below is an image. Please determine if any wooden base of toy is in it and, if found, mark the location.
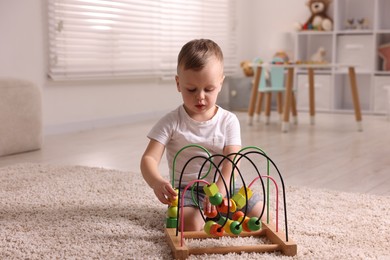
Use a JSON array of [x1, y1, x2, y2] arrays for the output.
[[165, 222, 297, 259]]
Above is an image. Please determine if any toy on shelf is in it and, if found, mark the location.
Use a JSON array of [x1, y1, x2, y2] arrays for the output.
[[345, 18, 369, 30], [310, 46, 327, 63], [378, 43, 390, 71], [295, 0, 333, 31], [165, 145, 297, 259]]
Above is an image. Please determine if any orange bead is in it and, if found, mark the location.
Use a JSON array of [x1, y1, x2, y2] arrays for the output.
[[229, 199, 237, 212], [210, 224, 224, 237], [204, 207, 218, 218], [204, 220, 216, 235], [232, 211, 244, 221], [242, 217, 251, 232], [216, 198, 229, 214]]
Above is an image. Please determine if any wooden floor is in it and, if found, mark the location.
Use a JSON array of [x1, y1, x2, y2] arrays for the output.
[[1, 111, 389, 195]]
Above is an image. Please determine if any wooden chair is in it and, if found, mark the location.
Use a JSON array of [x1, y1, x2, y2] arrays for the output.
[[253, 57, 298, 125]]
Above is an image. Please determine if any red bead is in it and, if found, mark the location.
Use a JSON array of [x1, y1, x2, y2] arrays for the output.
[[204, 207, 218, 218], [204, 220, 216, 235], [216, 198, 229, 214], [210, 224, 224, 237], [232, 211, 244, 221]]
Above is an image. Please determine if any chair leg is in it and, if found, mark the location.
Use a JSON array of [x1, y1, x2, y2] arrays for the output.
[[265, 92, 272, 125], [254, 92, 264, 122], [277, 92, 283, 122], [291, 93, 298, 124]]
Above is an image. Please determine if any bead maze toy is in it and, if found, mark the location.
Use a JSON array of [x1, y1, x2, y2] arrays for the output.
[[165, 145, 297, 259]]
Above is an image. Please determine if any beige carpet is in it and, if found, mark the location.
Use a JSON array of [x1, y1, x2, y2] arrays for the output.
[[0, 163, 389, 259]]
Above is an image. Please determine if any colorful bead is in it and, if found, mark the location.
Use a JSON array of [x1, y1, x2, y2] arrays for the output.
[[216, 198, 229, 214], [217, 216, 227, 226], [166, 217, 177, 228], [204, 207, 218, 218], [229, 199, 237, 212], [167, 206, 178, 218], [242, 217, 251, 232], [232, 193, 246, 209], [210, 223, 224, 237], [203, 183, 219, 197], [209, 192, 223, 206], [232, 211, 244, 221], [247, 217, 262, 231], [204, 220, 216, 235], [230, 220, 243, 235], [169, 189, 178, 206], [238, 186, 253, 199], [224, 219, 234, 234]]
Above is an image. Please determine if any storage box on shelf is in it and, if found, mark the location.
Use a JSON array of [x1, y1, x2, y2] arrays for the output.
[[294, 0, 390, 115]]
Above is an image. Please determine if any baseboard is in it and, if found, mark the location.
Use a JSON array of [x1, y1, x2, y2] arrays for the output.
[[44, 110, 168, 136]]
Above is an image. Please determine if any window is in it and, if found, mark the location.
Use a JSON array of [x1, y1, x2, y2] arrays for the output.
[[47, 0, 238, 81]]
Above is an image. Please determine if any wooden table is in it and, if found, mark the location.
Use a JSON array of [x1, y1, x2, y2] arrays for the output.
[[247, 63, 363, 132]]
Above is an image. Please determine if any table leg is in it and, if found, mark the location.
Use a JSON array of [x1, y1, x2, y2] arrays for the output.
[[348, 67, 363, 131], [308, 68, 315, 125], [282, 68, 294, 132], [248, 67, 262, 125]]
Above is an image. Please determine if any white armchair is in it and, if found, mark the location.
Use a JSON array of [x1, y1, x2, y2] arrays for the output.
[[0, 78, 42, 156]]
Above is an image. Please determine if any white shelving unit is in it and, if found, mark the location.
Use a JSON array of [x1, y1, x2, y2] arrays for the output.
[[294, 0, 390, 114]]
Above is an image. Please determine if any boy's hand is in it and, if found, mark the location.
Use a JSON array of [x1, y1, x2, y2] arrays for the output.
[[152, 180, 177, 205], [203, 196, 216, 216]]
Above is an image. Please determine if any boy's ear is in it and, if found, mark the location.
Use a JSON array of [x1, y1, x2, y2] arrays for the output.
[[175, 75, 181, 92]]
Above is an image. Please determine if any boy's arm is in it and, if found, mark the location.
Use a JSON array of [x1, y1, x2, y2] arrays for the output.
[[140, 139, 177, 204], [216, 144, 241, 196]]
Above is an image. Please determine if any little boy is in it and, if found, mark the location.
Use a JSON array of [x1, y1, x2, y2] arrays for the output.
[[140, 39, 262, 231]]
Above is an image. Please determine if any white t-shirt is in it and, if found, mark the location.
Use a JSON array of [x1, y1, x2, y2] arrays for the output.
[[147, 105, 241, 188]]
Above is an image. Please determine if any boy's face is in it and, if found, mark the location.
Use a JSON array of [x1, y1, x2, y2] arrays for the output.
[[175, 56, 225, 121]]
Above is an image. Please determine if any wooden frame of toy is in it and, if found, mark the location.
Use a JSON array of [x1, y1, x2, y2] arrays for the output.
[[165, 145, 297, 259]]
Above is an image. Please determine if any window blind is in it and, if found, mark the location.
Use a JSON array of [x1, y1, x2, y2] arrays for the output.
[[47, 0, 238, 81]]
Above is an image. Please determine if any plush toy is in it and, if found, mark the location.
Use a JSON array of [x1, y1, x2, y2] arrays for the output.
[[300, 0, 333, 31], [310, 47, 327, 63], [240, 60, 254, 77]]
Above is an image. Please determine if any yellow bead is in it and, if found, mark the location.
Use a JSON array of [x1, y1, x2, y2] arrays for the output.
[[232, 193, 246, 209], [238, 186, 253, 199], [203, 183, 219, 197], [229, 199, 237, 212], [169, 189, 178, 206], [224, 219, 233, 234]]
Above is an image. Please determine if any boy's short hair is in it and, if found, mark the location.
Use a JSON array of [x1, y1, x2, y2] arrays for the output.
[[177, 39, 223, 72]]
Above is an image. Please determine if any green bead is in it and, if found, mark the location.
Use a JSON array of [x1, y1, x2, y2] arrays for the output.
[[204, 220, 216, 235], [248, 217, 262, 231], [230, 220, 243, 235], [209, 192, 223, 206], [217, 216, 227, 226], [166, 217, 177, 228]]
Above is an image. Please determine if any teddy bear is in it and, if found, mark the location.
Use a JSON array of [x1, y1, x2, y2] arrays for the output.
[[299, 0, 333, 31], [240, 60, 254, 77]]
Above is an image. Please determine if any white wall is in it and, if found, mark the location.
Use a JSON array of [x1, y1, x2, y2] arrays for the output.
[[0, 0, 309, 135]]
